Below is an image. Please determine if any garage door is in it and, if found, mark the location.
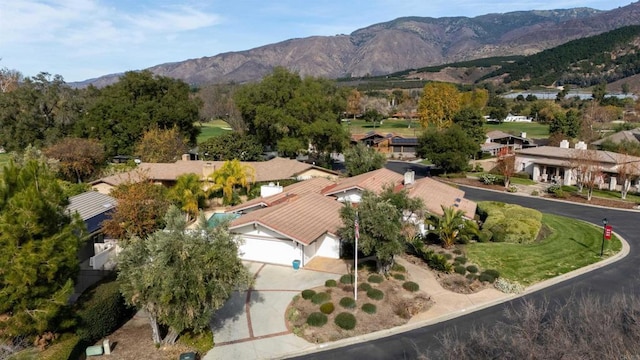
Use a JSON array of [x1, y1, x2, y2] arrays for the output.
[[239, 236, 301, 266]]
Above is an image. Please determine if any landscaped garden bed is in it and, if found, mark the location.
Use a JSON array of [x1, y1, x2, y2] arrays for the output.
[[286, 265, 432, 343]]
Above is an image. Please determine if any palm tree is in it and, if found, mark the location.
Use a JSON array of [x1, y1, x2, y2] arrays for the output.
[[208, 159, 256, 205], [169, 173, 206, 221], [433, 205, 467, 248]]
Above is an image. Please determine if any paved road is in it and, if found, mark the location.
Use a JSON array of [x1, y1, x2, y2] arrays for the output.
[[290, 182, 639, 359]]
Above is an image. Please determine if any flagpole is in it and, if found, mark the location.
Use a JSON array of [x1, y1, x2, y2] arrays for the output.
[[354, 210, 358, 301]]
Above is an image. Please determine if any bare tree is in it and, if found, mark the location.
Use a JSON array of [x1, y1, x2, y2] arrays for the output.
[[495, 153, 518, 189], [616, 155, 640, 199], [568, 148, 603, 201], [430, 293, 640, 360]]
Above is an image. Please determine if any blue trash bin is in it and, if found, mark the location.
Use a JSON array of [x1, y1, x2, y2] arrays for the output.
[[292, 260, 301, 270]]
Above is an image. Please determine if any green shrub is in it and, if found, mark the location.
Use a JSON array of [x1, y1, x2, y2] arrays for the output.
[[454, 265, 466, 275], [531, 189, 540, 196], [411, 242, 453, 272], [301, 289, 316, 300], [481, 173, 498, 185], [478, 201, 542, 244], [453, 248, 463, 255], [392, 273, 406, 281], [359, 282, 372, 291], [319, 302, 335, 314], [340, 274, 354, 284], [479, 269, 499, 283], [75, 280, 135, 343], [40, 334, 86, 360], [466, 273, 478, 281], [402, 281, 420, 292], [367, 288, 384, 300], [334, 312, 357, 330], [339, 297, 357, 309], [325, 279, 337, 287], [466, 265, 479, 274], [179, 329, 214, 354], [507, 185, 518, 193], [454, 256, 467, 264], [367, 274, 384, 283], [362, 303, 377, 314], [443, 253, 453, 260], [307, 312, 328, 327], [391, 263, 406, 273], [311, 292, 331, 305]]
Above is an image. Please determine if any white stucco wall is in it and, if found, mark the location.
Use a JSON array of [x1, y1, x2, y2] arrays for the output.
[[334, 189, 362, 203], [314, 234, 340, 259]]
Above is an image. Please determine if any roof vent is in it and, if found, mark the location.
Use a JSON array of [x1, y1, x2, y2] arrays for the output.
[[560, 140, 570, 149]]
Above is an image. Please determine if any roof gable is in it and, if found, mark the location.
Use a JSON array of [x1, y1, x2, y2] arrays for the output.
[[322, 168, 404, 196]]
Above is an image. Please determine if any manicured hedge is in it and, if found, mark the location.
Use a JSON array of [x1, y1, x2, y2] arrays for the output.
[[311, 292, 331, 305], [402, 281, 420, 292], [392, 273, 406, 281], [301, 289, 316, 300], [40, 334, 86, 360], [362, 303, 377, 314], [307, 312, 328, 327], [359, 282, 372, 291], [367, 274, 384, 283], [340, 274, 354, 284], [478, 201, 542, 244], [366, 288, 384, 300], [75, 280, 135, 343], [320, 302, 335, 314], [325, 279, 337, 287], [339, 297, 357, 309]]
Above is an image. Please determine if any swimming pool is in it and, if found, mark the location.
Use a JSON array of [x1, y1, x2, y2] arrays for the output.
[[207, 212, 240, 227]]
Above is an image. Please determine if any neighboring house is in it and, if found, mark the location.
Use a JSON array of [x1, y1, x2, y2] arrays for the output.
[[350, 132, 418, 158], [592, 127, 640, 148], [225, 168, 477, 267], [66, 191, 118, 297], [516, 140, 640, 189], [482, 130, 537, 156], [91, 156, 340, 194], [485, 113, 533, 122]]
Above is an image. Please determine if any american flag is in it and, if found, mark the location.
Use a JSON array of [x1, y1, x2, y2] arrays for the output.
[[354, 212, 360, 241]]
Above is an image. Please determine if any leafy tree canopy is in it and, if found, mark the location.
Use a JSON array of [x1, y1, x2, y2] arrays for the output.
[[117, 206, 252, 344], [135, 126, 190, 163], [343, 143, 387, 176], [44, 137, 106, 183], [199, 132, 263, 161], [234, 67, 348, 155], [453, 107, 487, 145], [417, 82, 461, 130], [417, 124, 479, 173]]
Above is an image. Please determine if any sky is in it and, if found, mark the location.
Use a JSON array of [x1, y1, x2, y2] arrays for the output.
[[0, 0, 636, 82]]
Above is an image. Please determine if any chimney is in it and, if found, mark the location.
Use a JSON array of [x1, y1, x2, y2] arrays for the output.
[[404, 170, 415, 185], [202, 163, 215, 179], [560, 140, 570, 149], [574, 141, 587, 150], [520, 132, 527, 139], [181, 153, 190, 161], [260, 182, 284, 197]]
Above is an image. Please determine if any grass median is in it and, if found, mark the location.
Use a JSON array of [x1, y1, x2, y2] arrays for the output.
[[465, 213, 622, 286]]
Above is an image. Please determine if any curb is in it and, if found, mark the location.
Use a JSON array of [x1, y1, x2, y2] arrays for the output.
[[276, 232, 631, 360]]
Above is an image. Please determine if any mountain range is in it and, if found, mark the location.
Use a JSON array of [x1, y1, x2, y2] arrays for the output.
[[75, 2, 640, 88]]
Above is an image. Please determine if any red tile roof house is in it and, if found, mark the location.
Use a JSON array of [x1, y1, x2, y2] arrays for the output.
[[224, 168, 477, 268], [91, 157, 340, 194]]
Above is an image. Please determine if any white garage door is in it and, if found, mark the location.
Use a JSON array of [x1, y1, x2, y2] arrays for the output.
[[239, 237, 301, 266]]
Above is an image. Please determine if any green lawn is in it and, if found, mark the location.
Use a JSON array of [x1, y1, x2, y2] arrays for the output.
[[485, 121, 549, 139], [343, 118, 421, 137], [465, 213, 621, 285], [196, 120, 233, 143], [560, 185, 640, 204]]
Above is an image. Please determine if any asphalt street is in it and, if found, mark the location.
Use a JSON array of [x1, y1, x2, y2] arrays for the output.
[[291, 165, 639, 359]]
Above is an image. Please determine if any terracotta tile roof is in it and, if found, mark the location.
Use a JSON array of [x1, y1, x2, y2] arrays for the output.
[[227, 177, 335, 213], [93, 157, 338, 187], [405, 177, 476, 218], [322, 168, 404, 196], [229, 192, 344, 245]]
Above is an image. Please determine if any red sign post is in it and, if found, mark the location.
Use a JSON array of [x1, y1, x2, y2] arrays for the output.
[[604, 225, 613, 240]]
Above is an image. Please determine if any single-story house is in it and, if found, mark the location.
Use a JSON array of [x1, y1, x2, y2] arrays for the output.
[[91, 156, 340, 194], [350, 132, 418, 158], [516, 140, 640, 189], [592, 127, 640, 148], [225, 168, 477, 267], [482, 130, 538, 156]]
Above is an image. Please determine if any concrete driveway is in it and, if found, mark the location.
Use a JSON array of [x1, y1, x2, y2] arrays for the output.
[[204, 261, 341, 360]]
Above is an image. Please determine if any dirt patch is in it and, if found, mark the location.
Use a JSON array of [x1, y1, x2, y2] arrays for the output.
[[91, 312, 196, 360], [286, 270, 432, 344]]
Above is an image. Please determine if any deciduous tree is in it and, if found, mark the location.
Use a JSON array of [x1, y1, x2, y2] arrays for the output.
[[568, 148, 603, 201], [102, 173, 170, 240], [117, 206, 251, 344], [418, 83, 461, 130], [615, 155, 640, 199], [496, 154, 518, 189], [135, 126, 190, 163], [44, 137, 106, 183]]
